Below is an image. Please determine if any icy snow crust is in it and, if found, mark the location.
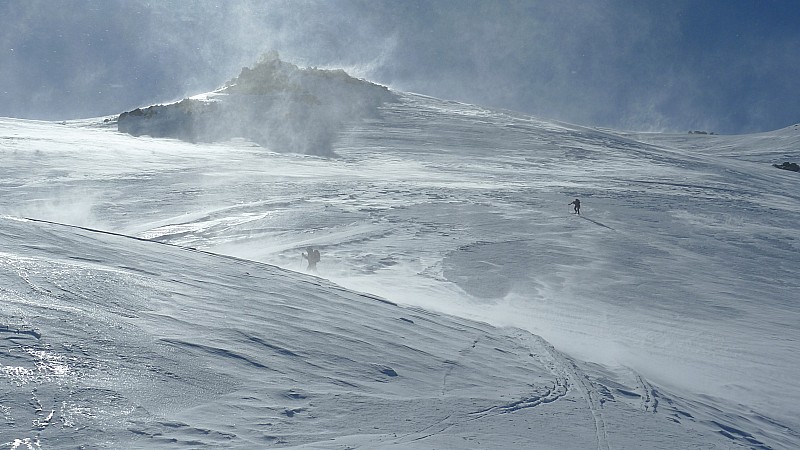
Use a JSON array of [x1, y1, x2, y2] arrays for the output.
[[0, 92, 799, 448]]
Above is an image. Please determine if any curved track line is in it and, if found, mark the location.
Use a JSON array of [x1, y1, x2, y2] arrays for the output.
[[514, 330, 610, 450]]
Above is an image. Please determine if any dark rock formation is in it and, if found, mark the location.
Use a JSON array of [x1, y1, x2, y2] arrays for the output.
[[118, 54, 397, 156], [773, 161, 800, 172]]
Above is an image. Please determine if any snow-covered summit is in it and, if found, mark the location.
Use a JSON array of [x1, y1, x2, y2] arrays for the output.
[[116, 54, 396, 155]]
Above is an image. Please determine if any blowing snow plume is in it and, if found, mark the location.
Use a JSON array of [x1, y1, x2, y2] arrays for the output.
[[117, 53, 397, 156]]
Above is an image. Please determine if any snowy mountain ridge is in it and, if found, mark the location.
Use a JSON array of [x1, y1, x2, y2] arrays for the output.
[[1, 74, 799, 448]]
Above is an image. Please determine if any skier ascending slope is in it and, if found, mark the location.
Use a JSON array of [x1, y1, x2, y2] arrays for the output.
[[302, 247, 321, 272], [569, 198, 581, 215]]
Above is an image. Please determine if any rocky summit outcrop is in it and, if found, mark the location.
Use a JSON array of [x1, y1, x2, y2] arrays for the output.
[[118, 54, 397, 156], [773, 161, 800, 172]]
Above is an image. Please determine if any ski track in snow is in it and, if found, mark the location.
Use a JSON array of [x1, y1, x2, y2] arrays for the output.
[[513, 330, 610, 450]]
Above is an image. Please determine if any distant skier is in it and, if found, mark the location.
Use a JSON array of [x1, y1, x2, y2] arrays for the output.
[[302, 247, 321, 272], [569, 198, 581, 215]]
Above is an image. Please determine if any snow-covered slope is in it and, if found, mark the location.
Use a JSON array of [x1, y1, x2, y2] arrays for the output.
[[0, 216, 591, 448], [1, 88, 798, 449]]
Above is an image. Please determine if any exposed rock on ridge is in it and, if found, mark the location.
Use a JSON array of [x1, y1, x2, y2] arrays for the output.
[[118, 54, 396, 155]]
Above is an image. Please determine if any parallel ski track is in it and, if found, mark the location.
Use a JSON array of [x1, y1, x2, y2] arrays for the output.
[[514, 330, 611, 450]]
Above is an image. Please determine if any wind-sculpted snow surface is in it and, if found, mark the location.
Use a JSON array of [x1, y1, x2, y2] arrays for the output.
[[1, 90, 799, 448], [0, 216, 695, 449], [117, 55, 396, 156]]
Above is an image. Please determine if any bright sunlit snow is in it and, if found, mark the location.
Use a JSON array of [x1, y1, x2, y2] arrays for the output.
[[1, 78, 799, 448]]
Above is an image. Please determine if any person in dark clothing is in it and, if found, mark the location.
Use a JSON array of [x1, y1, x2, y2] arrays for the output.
[[302, 247, 321, 272], [569, 198, 581, 215]]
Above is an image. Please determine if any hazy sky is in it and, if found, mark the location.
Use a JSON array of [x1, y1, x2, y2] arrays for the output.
[[1, 0, 798, 134]]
